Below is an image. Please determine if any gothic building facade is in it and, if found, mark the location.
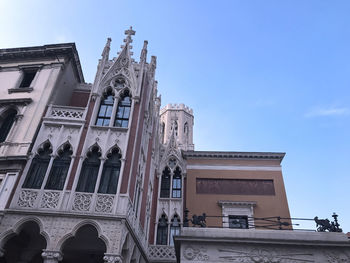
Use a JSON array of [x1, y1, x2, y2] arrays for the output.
[[1, 27, 335, 263]]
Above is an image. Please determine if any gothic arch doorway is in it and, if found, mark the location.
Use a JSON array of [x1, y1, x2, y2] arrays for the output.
[[1, 221, 47, 263], [61, 224, 106, 263]]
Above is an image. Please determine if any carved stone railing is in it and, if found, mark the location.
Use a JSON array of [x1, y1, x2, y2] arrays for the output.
[[40, 190, 61, 209], [148, 245, 176, 262], [71, 192, 115, 214], [46, 105, 86, 121], [17, 189, 39, 208]]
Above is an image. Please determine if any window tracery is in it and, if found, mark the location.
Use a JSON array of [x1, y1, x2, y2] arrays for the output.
[[23, 142, 52, 189], [96, 89, 114, 126], [169, 214, 181, 246], [156, 214, 168, 245], [160, 159, 182, 199], [114, 89, 132, 128], [76, 146, 101, 193], [45, 144, 72, 190], [98, 148, 121, 194]]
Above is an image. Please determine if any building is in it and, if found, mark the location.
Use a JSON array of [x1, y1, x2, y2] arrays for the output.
[[0, 27, 349, 263]]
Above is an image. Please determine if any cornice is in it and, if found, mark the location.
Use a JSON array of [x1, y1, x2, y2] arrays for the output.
[[182, 150, 285, 162], [0, 98, 32, 105], [0, 43, 84, 83]]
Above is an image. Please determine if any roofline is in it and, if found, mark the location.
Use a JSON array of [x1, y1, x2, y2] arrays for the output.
[[0, 43, 84, 83], [182, 150, 285, 162]]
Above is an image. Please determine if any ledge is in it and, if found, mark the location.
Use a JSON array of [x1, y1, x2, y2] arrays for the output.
[[8, 87, 33, 94], [0, 98, 32, 105]]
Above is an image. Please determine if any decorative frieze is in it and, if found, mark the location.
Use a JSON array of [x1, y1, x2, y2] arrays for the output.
[[95, 194, 114, 213], [72, 192, 92, 211], [40, 191, 61, 209]]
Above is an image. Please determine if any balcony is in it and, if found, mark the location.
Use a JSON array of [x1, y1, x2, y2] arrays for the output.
[[44, 105, 86, 124]]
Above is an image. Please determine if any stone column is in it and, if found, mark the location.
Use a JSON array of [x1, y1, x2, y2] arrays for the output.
[[41, 250, 63, 263], [103, 254, 123, 263]]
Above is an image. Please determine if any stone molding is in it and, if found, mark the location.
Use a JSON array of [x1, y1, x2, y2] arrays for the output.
[[183, 150, 285, 161]]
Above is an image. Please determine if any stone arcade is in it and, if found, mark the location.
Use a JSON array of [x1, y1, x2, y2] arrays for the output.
[[0, 28, 349, 263]]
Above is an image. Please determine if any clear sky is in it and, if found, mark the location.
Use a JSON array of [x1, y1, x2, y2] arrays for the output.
[[1, 0, 349, 232]]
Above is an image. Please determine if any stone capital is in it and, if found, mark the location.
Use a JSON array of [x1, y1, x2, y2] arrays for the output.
[[41, 250, 63, 263], [103, 254, 123, 263]]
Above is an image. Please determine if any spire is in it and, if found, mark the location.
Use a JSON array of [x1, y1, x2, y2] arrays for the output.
[[118, 26, 136, 56], [101, 37, 112, 60], [140, 40, 148, 63]]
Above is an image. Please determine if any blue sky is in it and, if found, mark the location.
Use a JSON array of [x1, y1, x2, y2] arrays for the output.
[[1, 0, 350, 232]]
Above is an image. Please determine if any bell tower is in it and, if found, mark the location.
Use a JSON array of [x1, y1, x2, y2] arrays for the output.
[[160, 103, 194, 151]]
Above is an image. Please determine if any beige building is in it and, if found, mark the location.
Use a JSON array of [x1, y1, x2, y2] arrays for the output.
[[0, 28, 348, 263]]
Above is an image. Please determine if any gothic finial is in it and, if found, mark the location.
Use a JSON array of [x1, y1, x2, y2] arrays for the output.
[[140, 40, 148, 63], [102, 37, 112, 58], [124, 26, 136, 46]]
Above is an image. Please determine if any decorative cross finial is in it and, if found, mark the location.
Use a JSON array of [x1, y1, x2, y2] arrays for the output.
[[124, 26, 136, 44]]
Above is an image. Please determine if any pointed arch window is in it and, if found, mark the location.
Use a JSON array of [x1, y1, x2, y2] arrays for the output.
[[160, 166, 171, 198], [156, 214, 168, 245], [114, 89, 132, 128], [76, 146, 101, 193], [169, 214, 181, 246], [98, 148, 121, 194], [23, 143, 52, 189], [96, 89, 114, 126], [0, 109, 17, 143], [174, 121, 178, 137], [172, 167, 182, 198], [45, 144, 72, 190]]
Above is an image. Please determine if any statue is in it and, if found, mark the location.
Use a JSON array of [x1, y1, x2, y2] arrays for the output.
[[314, 213, 342, 232]]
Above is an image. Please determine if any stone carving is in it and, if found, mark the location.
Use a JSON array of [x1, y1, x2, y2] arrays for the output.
[[72, 193, 92, 211], [148, 245, 176, 261], [40, 191, 60, 209], [95, 194, 114, 213], [41, 250, 63, 261], [183, 246, 209, 261], [103, 254, 123, 263], [218, 248, 314, 262], [324, 251, 350, 263], [17, 190, 38, 208], [49, 107, 84, 119]]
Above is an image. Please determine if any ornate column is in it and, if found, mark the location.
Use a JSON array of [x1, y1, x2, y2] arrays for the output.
[[41, 250, 63, 263], [103, 254, 122, 263]]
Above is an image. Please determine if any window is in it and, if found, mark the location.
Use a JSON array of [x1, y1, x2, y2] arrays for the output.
[[174, 121, 178, 136], [45, 144, 72, 190], [0, 109, 17, 143], [169, 215, 181, 246], [160, 167, 171, 198], [98, 148, 121, 194], [114, 90, 132, 128], [96, 90, 114, 126], [76, 146, 101, 193], [184, 122, 188, 135], [229, 215, 249, 229], [172, 167, 181, 198], [23, 143, 52, 189], [156, 214, 168, 245], [19, 69, 37, 88]]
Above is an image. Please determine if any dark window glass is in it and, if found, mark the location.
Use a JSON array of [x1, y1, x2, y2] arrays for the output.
[[114, 90, 132, 128], [20, 70, 36, 88], [229, 215, 249, 229], [160, 167, 171, 198], [96, 90, 114, 126], [0, 109, 17, 143], [169, 215, 181, 246], [172, 167, 181, 198], [76, 147, 101, 193], [23, 143, 52, 189], [156, 214, 168, 245], [161, 122, 165, 144], [98, 148, 121, 194], [45, 144, 72, 190]]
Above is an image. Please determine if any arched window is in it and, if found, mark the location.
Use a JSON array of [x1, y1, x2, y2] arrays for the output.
[[45, 144, 72, 190], [172, 167, 181, 198], [98, 148, 121, 194], [96, 89, 114, 126], [23, 142, 52, 189], [76, 146, 101, 193], [114, 90, 132, 128], [160, 167, 171, 198], [174, 121, 178, 136], [184, 122, 188, 135], [0, 109, 17, 143], [169, 214, 181, 246], [156, 214, 168, 245]]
